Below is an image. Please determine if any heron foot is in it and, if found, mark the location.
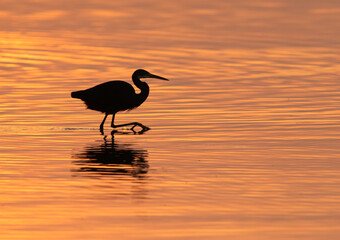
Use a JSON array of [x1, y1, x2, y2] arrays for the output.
[[131, 124, 150, 134], [131, 123, 150, 131], [111, 122, 150, 134]]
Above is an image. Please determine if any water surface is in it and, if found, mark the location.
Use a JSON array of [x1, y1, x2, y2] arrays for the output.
[[0, 0, 340, 239]]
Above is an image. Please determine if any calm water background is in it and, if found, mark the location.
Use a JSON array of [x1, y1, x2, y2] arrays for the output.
[[0, 0, 340, 239]]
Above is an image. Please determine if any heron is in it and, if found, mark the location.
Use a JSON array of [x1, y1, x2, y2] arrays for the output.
[[71, 69, 168, 134]]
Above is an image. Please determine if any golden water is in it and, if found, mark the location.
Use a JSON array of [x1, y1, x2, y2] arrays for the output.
[[0, 0, 340, 239]]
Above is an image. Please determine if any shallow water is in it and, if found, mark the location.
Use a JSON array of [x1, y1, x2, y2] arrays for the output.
[[1, 0, 340, 239]]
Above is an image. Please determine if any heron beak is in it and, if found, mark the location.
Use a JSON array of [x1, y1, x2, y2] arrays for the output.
[[148, 73, 169, 81]]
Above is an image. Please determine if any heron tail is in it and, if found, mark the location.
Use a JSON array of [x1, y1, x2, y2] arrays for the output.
[[71, 90, 85, 99]]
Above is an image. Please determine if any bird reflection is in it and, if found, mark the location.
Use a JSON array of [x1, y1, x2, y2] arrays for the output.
[[72, 134, 149, 178]]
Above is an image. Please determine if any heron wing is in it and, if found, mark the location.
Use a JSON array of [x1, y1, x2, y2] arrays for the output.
[[79, 81, 137, 113]]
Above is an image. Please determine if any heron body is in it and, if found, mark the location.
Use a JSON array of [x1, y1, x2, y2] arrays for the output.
[[71, 69, 168, 133], [71, 80, 149, 113]]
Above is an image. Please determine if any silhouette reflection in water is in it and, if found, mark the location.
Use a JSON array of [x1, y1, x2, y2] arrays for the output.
[[72, 134, 149, 178]]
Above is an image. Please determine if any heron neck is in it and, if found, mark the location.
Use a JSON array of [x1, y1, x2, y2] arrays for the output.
[[132, 76, 150, 104]]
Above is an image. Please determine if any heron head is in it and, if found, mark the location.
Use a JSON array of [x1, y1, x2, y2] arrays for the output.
[[133, 69, 169, 81]]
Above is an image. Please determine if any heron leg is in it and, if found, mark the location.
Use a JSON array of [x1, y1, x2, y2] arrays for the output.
[[100, 113, 109, 134], [111, 114, 150, 132], [113, 122, 150, 131], [111, 113, 116, 128]]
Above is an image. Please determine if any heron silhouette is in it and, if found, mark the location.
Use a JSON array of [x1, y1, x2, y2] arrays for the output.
[[71, 69, 168, 134]]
